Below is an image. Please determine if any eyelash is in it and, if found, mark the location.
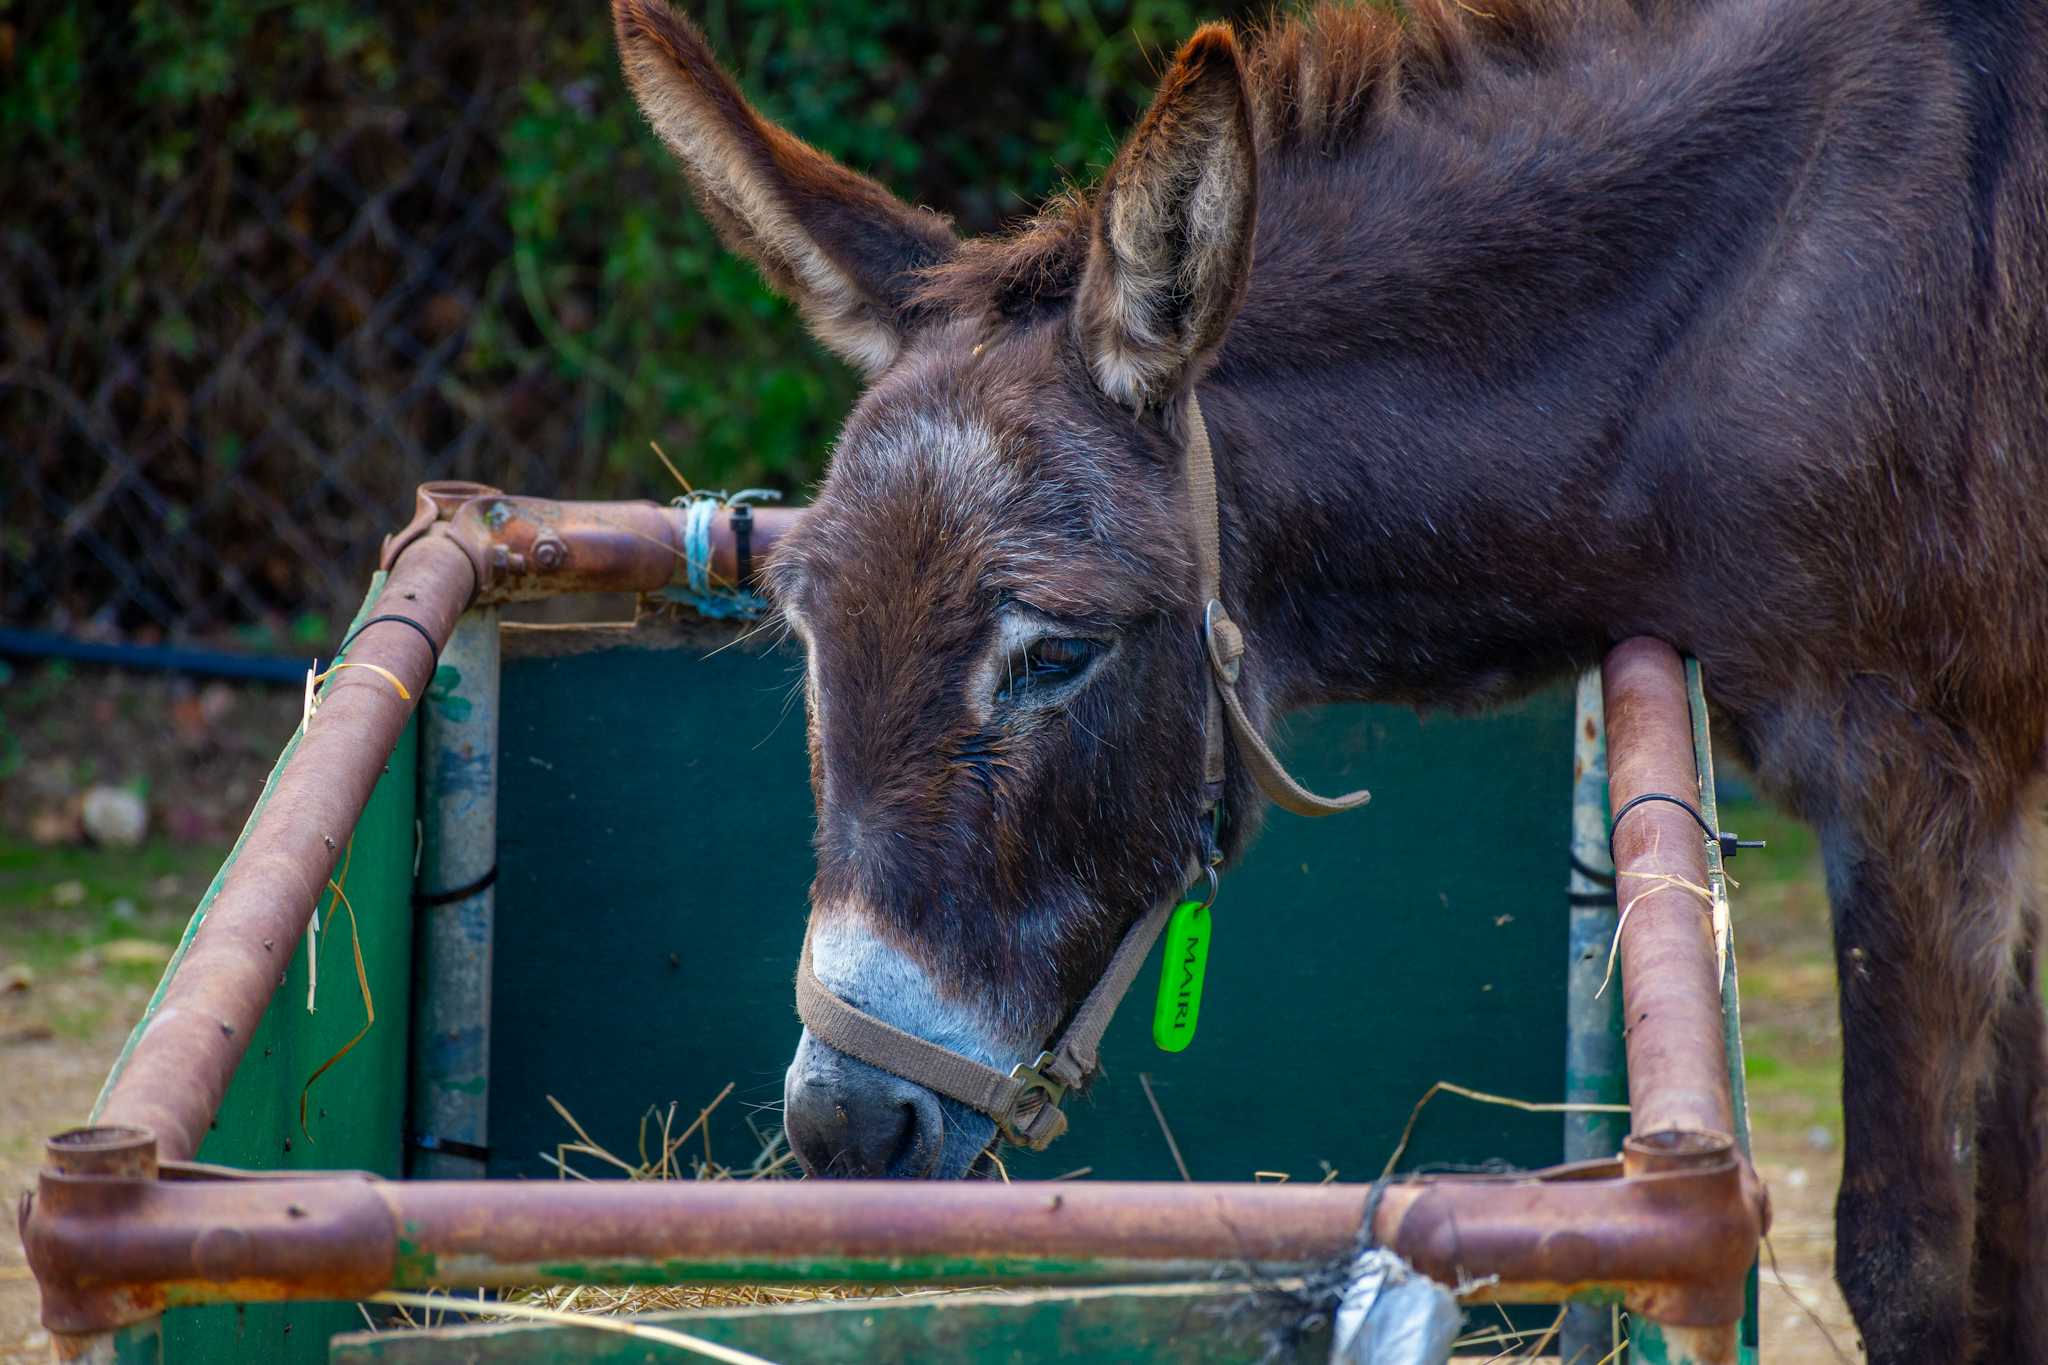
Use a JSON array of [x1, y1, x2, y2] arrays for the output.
[[994, 636, 1106, 705]]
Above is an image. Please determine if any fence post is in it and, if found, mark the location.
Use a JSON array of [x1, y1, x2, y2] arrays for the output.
[[408, 607, 501, 1178], [1562, 668, 1625, 1363]]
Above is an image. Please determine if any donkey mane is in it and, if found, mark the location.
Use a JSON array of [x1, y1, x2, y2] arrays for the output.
[[913, 0, 1656, 325]]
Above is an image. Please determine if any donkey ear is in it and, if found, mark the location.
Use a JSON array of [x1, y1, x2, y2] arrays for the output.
[[1078, 25, 1257, 408], [613, 0, 958, 375]]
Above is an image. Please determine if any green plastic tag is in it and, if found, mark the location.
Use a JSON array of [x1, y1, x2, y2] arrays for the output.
[[1152, 899, 1211, 1053]]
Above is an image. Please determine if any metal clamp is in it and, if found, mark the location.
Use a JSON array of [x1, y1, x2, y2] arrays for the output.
[[1202, 599, 1243, 684], [1609, 790, 1766, 863], [999, 1052, 1069, 1146]]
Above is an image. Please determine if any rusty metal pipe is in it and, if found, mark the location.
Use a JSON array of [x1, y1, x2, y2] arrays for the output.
[[26, 1163, 1759, 1333], [1601, 638, 1752, 1363], [396, 1166, 1753, 1311], [95, 534, 477, 1162], [1373, 1153, 1757, 1325], [426, 493, 801, 603], [95, 486, 803, 1165], [388, 1178, 1363, 1281], [1602, 638, 1735, 1141]]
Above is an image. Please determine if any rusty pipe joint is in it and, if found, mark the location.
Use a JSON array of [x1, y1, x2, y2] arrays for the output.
[[22, 1128, 165, 1341], [445, 496, 682, 602], [1622, 1130, 1768, 1326], [377, 481, 503, 574], [380, 484, 802, 606], [1374, 1138, 1766, 1329], [25, 1157, 397, 1337]]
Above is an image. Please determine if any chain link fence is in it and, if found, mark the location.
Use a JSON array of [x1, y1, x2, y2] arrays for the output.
[[1, 1, 1236, 645], [3, 8, 633, 642]]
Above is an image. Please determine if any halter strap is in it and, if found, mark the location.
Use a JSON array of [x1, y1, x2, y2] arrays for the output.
[[796, 898, 1177, 1150], [1184, 395, 1372, 819], [793, 392, 1368, 1151]]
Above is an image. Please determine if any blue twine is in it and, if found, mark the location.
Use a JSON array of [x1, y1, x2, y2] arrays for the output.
[[662, 488, 781, 620]]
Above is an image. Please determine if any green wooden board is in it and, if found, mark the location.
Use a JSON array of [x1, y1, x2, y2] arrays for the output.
[[489, 628, 1575, 1186], [328, 1284, 1327, 1363]]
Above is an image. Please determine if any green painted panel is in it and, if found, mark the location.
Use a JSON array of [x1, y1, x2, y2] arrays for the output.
[[140, 591, 423, 1365], [111, 1319, 163, 1364], [178, 716, 418, 1173], [491, 632, 1574, 1186], [92, 578, 395, 1116], [328, 1284, 1326, 1363]]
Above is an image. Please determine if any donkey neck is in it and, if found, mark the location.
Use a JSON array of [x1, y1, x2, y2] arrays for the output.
[[1198, 0, 1935, 713]]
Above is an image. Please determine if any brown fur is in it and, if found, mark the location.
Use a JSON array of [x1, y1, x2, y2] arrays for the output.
[[914, 0, 1647, 324], [1077, 25, 1259, 406], [616, 1, 2048, 1355]]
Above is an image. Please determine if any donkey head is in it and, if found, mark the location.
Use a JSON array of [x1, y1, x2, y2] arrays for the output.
[[616, 0, 1262, 1177]]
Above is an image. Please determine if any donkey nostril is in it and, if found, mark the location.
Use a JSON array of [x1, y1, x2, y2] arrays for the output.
[[839, 1090, 938, 1178], [881, 1099, 926, 1175], [786, 1035, 948, 1178]]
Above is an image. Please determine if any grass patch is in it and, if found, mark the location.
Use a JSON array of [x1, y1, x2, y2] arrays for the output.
[[1711, 795, 1848, 1149], [40, 1003, 112, 1041], [0, 837, 226, 911], [0, 837, 227, 973], [1717, 797, 1822, 885]]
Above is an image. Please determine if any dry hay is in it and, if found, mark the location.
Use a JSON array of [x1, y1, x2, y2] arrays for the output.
[[356, 1082, 963, 1353], [513, 1083, 958, 1318], [365, 1078, 1669, 1359]]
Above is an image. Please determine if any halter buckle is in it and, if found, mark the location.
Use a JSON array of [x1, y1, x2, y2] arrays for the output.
[[1202, 599, 1243, 684], [998, 1051, 1069, 1147]]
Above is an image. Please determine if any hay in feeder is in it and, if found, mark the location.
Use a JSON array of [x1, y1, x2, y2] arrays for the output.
[[367, 1080, 1632, 1358], [510, 1084, 963, 1318]]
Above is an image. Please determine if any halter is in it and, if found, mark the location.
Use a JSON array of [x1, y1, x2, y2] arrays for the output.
[[795, 393, 1372, 1151]]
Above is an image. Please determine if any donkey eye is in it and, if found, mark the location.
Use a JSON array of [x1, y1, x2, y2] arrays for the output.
[[995, 636, 1106, 705]]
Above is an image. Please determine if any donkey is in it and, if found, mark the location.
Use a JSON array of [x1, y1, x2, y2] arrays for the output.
[[612, 0, 2048, 1356]]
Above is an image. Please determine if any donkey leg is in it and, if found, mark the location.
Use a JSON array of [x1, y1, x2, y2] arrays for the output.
[[1970, 864, 2048, 1362], [1826, 827, 2018, 1364]]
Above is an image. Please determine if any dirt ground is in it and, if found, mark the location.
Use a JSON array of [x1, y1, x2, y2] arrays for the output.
[[0, 663, 1868, 1361], [1723, 802, 1864, 1361], [0, 841, 223, 1361], [0, 663, 300, 1360]]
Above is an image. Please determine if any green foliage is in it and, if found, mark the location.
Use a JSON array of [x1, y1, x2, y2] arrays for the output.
[[483, 0, 1238, 489], [0, 835, 226, 1027], [0, 3, 87, 146], [4, 0, 394, 172], [3, 0, 1248, 627], [5, 0, 1229, 491]]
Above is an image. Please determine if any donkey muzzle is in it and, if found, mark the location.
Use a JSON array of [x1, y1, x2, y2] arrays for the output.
[[784, 1030, 968, 1178]]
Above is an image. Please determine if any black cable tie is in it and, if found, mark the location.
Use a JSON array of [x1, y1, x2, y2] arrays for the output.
[[1360, 1172, 1396, 1250], [413, 864, 498, 908], [1568, 889, 1620, 908], [407, 1131, 490, 1163], [1568, 852, 1616, 888], [1609, 792, 1765, 863], [732, 502, 755, 586], [329, 614, 441, 670]]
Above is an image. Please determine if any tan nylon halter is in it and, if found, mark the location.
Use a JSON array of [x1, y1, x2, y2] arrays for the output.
[[794, 393, 1371, 1151], [1184, 396, 1373, 820]]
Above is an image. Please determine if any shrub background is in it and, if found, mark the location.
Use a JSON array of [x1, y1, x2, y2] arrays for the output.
[[1, 0, 1247, 640]]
